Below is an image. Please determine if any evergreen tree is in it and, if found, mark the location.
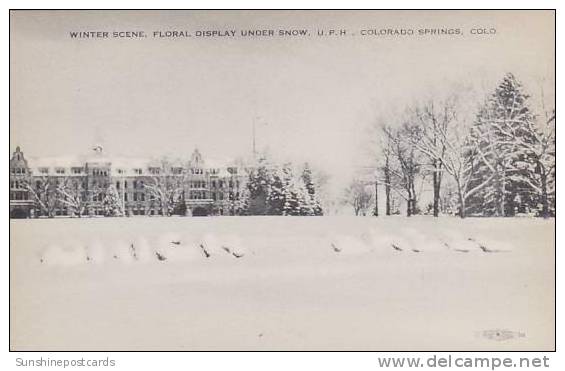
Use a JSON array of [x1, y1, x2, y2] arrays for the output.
[[243, 156, 325, 216], [301, 163, 323, 215], [103, 185, 124, 217], [266, 165, 285, 215], [234, 185, 250, 215], [281, 164, 301, 216], [466, 73, 538, 216], [244, 157, 271, 215]]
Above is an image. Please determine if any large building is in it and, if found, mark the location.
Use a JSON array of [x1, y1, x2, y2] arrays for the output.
[[9, 146, 248, 218]]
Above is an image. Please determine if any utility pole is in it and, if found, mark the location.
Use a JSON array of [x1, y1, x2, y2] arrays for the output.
[[374, 179, 379, 217]]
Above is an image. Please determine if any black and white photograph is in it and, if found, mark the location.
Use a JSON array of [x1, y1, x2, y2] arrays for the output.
[[8, 9, 556, 355]]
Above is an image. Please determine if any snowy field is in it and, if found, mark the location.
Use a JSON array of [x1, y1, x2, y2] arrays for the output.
[[10, 216, 555, 351]]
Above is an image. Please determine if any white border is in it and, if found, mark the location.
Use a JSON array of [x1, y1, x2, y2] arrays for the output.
[[2, 2, 562, 371]]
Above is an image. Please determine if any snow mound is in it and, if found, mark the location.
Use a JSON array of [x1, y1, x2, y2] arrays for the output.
[[85, 240, 107, 263], [41, 243, 87, 266], [161, 234, 203, 262], [130, 238, 153, 262], [370, 227, 439, 253], [327, 234, 370, 255], [219, 234, 247, 258], [110, 240, 137, 263]]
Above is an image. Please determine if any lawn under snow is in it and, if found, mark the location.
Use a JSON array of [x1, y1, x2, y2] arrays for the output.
[[10, 216, 555, 351]]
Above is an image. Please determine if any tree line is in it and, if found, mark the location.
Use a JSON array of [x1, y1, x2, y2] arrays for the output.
[[356, 73, 555, 218], [238, 156, 324, 216]]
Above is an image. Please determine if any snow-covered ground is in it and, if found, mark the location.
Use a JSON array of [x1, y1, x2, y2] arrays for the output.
[[10, 216, 554, 351]]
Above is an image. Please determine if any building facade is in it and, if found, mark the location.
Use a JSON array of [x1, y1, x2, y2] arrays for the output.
[[9, 147, 248, 218]]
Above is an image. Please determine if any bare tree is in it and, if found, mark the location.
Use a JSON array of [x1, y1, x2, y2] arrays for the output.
[[343, 179, 373, 216], [381, 125, 393, 216], [409, 98, 457, 217], [56, 177, 88, 217], [435, 115, 496, 218], [143, 159, 186, 216], [23, 176, 58, 218], [385, 122, 422, 217]]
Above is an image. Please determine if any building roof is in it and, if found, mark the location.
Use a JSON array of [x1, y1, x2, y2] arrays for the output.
[[22, 152, 246, 177]]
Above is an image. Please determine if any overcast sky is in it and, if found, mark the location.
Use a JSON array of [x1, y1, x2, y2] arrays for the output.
[[10, 10, 555, 191]]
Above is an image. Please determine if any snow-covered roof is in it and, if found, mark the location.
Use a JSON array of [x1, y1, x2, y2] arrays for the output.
[[24, 153, 245, 176]]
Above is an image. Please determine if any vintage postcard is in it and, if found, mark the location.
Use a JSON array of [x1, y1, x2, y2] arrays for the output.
[[9, 10, 555, 351]]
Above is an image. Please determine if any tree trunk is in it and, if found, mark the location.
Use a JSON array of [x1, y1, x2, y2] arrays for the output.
[[373, 181, 378, 217], [540, 167, 549, 218], [457, 185, 466, 219], [499, 169, 506, 217], [385, 166, 391, 216], [406, 185, 413, 217], [410, 179, 417, 216], [433, 169, 440, 217]]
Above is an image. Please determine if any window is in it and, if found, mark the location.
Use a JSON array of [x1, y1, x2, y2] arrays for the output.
[[219, 193, 224, 201], [212, 192, 217, 201], [133, 180, 138, 189], [134, 168, 143, 175], [39, 167, 48, 174], [71, 167, 82, 174], [124, 181, 128, 189], [133, 193, 138, 201], [116, 169, 124, 175], [229, 181, 233, 188], [124, 193, 128, 202], [140, 193, 145, 201], [219, 181, 224, 188], [211, 180, 216, 188], [149, 168, 160, 175], [92, 169, 108, 176], [116, 181, 120, 189]]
